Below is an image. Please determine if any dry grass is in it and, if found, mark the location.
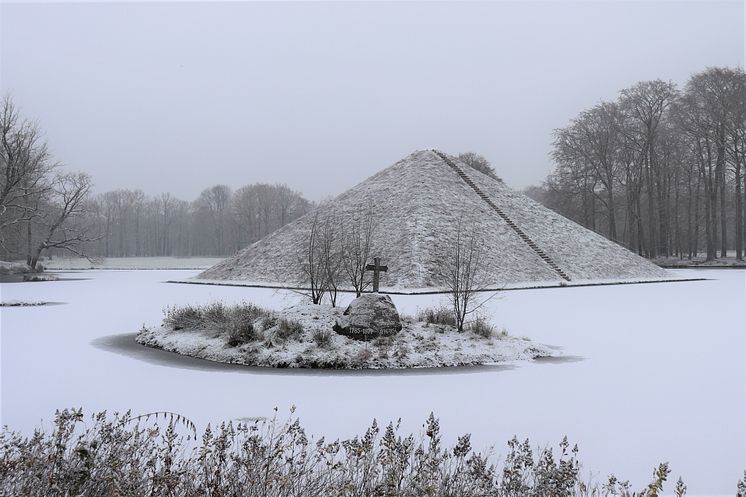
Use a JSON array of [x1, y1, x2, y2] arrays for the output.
[[417, 307, 458, 328], [0, 408, 706, 497], [162, 302, 303, 348]]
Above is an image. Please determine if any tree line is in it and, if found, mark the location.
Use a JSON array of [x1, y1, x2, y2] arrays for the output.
[[0, 96, 311, 266], [84, 183, 310, 258], [526, 66, 746, 261]]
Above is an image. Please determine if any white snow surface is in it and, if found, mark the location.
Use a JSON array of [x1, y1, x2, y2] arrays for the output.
[[198, 150, 669, 288], [136, 302, 553, 369], [0, 269, 744, 495]]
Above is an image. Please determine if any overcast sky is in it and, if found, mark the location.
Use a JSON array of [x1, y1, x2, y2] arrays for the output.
[[1, 1, 744, 201]]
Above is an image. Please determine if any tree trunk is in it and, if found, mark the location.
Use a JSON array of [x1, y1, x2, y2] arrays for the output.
[[716, 127, 727, 258], [607, 188, 617, 241], [645, 146, 657, 258], [694, 173, 701, 258], [736, 163, 743, 260]]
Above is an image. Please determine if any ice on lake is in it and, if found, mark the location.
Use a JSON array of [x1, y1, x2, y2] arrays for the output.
[[1, 268, 744, 495]]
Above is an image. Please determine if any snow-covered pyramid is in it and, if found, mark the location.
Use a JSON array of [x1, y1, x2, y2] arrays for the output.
[[197, 150, 669, 291]]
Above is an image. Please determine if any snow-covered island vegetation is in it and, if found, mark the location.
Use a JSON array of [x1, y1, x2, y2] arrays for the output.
[[136, 301, 555, 369]]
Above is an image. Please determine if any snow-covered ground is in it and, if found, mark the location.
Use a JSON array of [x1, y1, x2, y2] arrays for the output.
[[0, 269, 743, 495], [137, 302, 554, 369]]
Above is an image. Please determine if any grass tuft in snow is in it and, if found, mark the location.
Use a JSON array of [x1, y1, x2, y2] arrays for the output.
[[311, 328, 333, 348], [163, 302, 270, 346], [276, 318, 303, 341], [417, 307, 457, 328], [163, 304, 204, 330], [469, 315, 494, 338]]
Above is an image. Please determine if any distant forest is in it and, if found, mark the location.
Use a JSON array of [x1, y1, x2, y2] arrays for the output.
[[526, 66, 745, 261], [83, 185, 311, 258]]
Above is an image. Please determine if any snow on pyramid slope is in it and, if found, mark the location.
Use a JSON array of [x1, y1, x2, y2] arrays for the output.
[[197, 150, 669, 291]]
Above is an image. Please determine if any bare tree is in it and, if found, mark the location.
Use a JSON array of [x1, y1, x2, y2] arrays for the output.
[[300, 210, 327, 304], [28, 173, 96, 269], [619, 79, 679, 258], [196, 185, 232, 255], [552, 101, 624, 241], [457, 152, 501, 181], [0, 96, 55, 251], [341, 205, 377, 297], [320, 212, 343, 307], [442, 219, 488, 332]]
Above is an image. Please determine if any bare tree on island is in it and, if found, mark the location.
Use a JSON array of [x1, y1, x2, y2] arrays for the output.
[[320, 211, 343, 307], [442, 219, 489, 332], [299, 209, 327, 305], [341, 205, 377, 297]]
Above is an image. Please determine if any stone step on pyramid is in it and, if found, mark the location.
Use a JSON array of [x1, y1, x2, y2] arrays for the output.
[[197, 150, 669, 290]]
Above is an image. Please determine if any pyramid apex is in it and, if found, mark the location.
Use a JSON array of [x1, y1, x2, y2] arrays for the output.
[[404, 149, 447, 162]]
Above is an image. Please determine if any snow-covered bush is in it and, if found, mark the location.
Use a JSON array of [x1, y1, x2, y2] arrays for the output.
[[469, 315, 494, 338], [737, 471, 746, 497], [312, 328, 333, 348], [163, 304, 203, 330], [261, 313, 278, 330], [226, 320, 255, 347], [352, 346, 373, 367], [141, 302, 549, 368], [417, 307, 457, 327], [276, 318, 303, 340], [163, 302, 269, 345], [0, 408, 704, 497], [202, 301, 229, 325]]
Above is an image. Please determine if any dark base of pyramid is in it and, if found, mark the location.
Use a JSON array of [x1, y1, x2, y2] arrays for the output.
[[167, 276, 703, 295]]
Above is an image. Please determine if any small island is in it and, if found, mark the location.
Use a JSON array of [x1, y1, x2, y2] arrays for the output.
[[136, 295, 556, 369]]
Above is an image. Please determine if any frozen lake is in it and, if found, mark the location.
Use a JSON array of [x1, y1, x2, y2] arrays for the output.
[[1, 269, 744, 495]]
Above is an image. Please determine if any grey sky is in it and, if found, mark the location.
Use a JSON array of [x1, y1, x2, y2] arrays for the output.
[[1, 1, 743, 201]]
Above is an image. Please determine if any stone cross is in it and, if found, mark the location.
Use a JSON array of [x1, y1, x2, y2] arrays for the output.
[[365, 257, 388, 293]]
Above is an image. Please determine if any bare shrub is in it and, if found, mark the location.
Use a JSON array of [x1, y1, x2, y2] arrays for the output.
[[442, 219, 490, 331], [276, 318, 303, 340], [417, 307, 457, 327], [226, 320, 255, 347], [311, 328, 333, 348], [469, 316, 494, 338], [299, 210, 327, 305], [202, 302, 228, 325], [341, 204, 378, 297], [262, 313, 278, 330], [162, 302, 268, 346], [163, 304, 203, 330], [353, 347, 373, 366], [0, 408, 697, 497]]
